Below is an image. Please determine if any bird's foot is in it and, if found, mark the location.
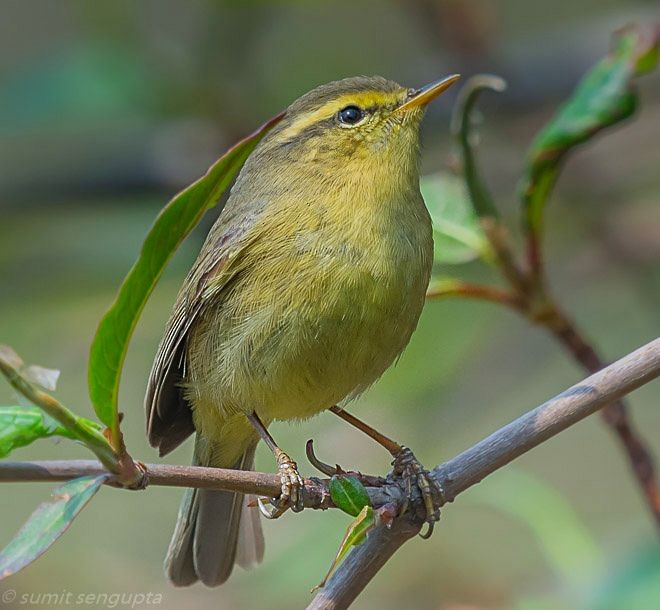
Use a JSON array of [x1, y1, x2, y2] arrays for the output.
[[392, 447, 444, 538], [258, 449, 304, 519]]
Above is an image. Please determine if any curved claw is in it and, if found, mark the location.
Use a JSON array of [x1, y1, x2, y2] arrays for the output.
[[257, 498, 282, 519], [257, 496, 288, 520], [306, 439, 342, 477], [418, 521, 435, 539]]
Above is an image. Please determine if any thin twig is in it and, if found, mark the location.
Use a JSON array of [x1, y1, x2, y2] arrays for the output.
[[0, 460, 396, 511], [0, 347, 147, 488], [479, 218, 530, 299], [430, 276, 660, 525], [307, 516, 421, 610], [532, 305, 660, 524], [450, 74, 506, 219], [427, 227, 660, 525], [0, 354, 118, 473], [426, 279, 524, 311], [1, 339, 658, 607], [308, 337, 660, 609]]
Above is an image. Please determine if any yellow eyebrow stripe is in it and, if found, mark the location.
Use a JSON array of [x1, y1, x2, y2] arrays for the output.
[[277, 91, 401, 142]]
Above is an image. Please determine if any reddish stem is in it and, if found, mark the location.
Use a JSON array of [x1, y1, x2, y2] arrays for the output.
[[534, 305, 660, 526]]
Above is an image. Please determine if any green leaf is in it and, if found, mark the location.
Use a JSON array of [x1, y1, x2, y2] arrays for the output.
[[87, 113, 284, 435], [0, 347, 117, 471], [0, 475, 108, 579], [0, 406, 103, 458], [421, 172, 493, 264], [314, 505, 376, 591], [519, 25, 658, 236], [329, 475, 372, 517], [450, 74, 507, 219]]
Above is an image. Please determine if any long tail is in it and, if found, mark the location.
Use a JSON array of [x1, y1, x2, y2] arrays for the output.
[[164, 441, 264, 586]]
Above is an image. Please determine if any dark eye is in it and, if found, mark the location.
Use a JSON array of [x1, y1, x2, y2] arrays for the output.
[[338, 105, 363, 125]]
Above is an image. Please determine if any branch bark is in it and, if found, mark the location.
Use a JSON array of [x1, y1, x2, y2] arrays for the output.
[[532, 305, 660, 526], [1, 339, 658, 607], [0, 459, 397, 511], [428, 280, 660, 527], [309, 337, 660, 609], [307, 515, 421, 610]]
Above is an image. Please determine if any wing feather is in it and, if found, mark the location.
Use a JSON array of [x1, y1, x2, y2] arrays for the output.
[[145, 201, 266, 455]]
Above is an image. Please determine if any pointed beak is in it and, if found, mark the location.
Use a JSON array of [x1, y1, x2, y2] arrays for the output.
[[397, 74, 461, 112]]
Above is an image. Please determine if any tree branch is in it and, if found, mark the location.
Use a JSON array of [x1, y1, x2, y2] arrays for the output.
[[308, 337, 660, 609], [531, 305, 660, 524], [0, 460, 396, 511], [307, 515, 421, 610], [1, 339, 658, 607], [428, 266, 660, 526]]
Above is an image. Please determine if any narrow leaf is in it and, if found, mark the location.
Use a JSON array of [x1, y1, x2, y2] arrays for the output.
[[421, 173, 493, 264], [329, 475, 371, 517], [314, 505, 376, 591], [0, 347, 117, 471], [519, 25, 658, 236], [0, 475, 108, 579], [0, 406, 102, 458], [450, 74, 506, 219], [87, 113, 284, 435]]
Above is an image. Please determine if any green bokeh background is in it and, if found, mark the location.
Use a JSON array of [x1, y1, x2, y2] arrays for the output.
[[1, 2, 659, 609]]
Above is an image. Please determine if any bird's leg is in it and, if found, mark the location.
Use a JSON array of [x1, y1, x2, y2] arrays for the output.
[[329, 405, 443, 536], [329, 405, 403, 455], [247, 412, 304, 518]]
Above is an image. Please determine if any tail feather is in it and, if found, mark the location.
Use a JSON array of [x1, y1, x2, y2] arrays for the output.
[[164, 442, 262, 587], [236, 493, 265, 569], [164, 487, 198, 586]]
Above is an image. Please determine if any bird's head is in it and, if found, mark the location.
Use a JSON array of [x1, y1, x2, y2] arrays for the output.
[[235, 75, 459, 203]]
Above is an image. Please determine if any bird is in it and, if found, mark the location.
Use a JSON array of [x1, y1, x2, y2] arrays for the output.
[[145, 73, 460, 587]]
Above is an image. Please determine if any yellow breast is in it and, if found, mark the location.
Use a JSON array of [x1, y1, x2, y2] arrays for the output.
[[186, 159, 432, 431]]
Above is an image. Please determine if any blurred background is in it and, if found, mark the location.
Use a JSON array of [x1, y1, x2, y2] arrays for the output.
[[1, 1, 659, 609]]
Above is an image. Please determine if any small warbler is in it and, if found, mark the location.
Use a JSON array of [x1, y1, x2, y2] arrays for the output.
[[146, 74, 459, 586]]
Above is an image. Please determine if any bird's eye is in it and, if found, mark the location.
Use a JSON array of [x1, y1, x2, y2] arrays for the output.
[[337, 105, 364, 125]]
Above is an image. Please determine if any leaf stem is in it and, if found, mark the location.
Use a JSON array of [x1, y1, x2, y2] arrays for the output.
[[529, 303, 660, 526], [451, 74, 506, 219], [442, 71, 660, 523], [479, 218, 530, 298], [0, 355, 119, 474], [1, 340, 657, 593], [1, 338, 657, 511], [426, 278, 523, 311]]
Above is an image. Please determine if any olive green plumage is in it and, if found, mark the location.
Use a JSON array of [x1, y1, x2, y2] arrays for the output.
[[146, 75, 438, 586]]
